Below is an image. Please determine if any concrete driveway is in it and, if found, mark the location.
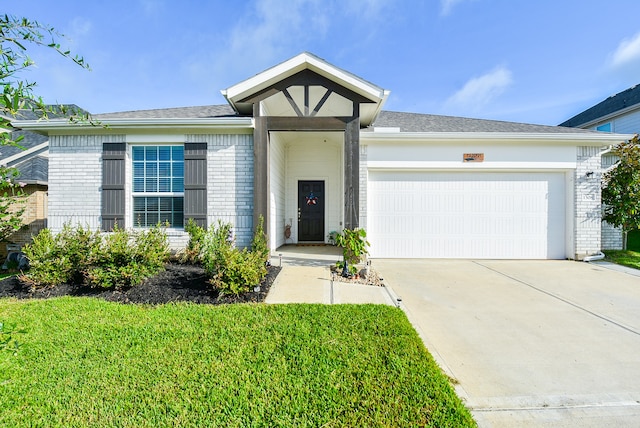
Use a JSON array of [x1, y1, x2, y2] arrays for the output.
[[374, 259, 640, 427]]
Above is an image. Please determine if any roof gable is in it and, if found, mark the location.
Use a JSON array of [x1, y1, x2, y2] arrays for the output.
[[222, 52, 389, 126]]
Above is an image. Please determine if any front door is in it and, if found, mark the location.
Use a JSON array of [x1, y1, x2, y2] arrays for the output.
[[298, 180, 325, 241]]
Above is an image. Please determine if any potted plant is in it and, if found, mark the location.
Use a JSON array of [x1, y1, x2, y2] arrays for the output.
[[334, 228, 369, 278]]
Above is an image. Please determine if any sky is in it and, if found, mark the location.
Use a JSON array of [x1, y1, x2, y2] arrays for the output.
[[6, 0, 640, 126]]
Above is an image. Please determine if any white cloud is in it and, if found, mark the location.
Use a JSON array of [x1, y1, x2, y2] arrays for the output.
[[440, 0, 473, 16], [445, 66, 513, 111], [610, 32, 640, 69]]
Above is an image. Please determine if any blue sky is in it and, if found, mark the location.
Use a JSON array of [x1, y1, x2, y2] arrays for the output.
[[6, 0, 640, 126]]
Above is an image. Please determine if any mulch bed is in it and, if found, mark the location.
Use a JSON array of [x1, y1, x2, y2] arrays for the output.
[[0, 264, 281, 305]]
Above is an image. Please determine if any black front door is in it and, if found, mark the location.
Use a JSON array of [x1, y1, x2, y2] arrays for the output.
[[298, 180, 325, 241]]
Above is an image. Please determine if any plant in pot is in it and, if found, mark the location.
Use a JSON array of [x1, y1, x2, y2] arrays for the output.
[[334, 228, 369, 278]]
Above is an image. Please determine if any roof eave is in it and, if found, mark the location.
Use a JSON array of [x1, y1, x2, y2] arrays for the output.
[[361, 131, 633, 145], [11, 117, 254, 132]]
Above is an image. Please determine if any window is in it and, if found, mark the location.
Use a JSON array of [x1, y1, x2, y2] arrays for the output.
[[132, 145, 184, 227], [596, 122, 612, 132]]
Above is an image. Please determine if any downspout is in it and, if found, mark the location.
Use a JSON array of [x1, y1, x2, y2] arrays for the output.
[[583, 251, 605, 262]]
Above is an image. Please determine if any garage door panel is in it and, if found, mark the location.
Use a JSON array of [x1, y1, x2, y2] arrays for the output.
[[368, 171, 566, 259]]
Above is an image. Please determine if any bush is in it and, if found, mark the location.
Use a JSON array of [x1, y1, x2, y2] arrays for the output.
[[180, 218, 206, 264], [201, 220, 267, 295], [21, 223, 170, 290], [251, 215, 269, 266], [21, 225, 100, 288]]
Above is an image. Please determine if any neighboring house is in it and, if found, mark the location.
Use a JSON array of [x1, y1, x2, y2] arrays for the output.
[[560, 84, 640, 250], [0, 130, 49, 258], [12, 52, 631, 260]]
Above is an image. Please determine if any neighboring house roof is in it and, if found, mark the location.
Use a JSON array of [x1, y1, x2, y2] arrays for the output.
[[372, 111, 600, 134], [0, 130, 49, 185], [11, 154, 48, 184], [560, 84, 640, 127]]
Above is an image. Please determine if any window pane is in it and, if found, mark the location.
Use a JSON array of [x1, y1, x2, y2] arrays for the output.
[[174, 197, 183, 210], [146, 163, 157, 177], [133, 198, 146, 211], [172, 178, 184, 192], [133, 177, 145, 192], [145, 146, 158, 161], [159, 213, 172, 224], [159, 197, 172, 211], [172, 146, 184, 161], [158, 162, 171, 177], [133, 162, 144, 178], [132, 147, 144, 161], [173, 162, 184, 177], [158, 146, 171, 161], [146, 197, 159, 211], [159, 178, 171, 192], [146, 178, 157, 192], [146, 213, 159, 226]]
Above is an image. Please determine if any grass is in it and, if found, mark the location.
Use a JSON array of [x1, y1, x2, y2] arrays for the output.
[[0, 298, 475, 427], [604, 230, 640, 269], [0, 272, 15, 280]]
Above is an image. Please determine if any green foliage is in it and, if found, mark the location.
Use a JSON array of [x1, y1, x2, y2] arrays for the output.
[[21, 228, 73, 287], [21, 223, 169, 290], [180, 218, 206, 263], [0, 167, 26, 241], [334, 228, 370, 266], [1, 15, 91, 242], [251, 215, 270, 266], [602, 135, 640, 248], [201, 221, 267, 295]]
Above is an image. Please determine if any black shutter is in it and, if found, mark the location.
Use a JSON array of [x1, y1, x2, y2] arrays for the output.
[[184, 142, 207, 227], [101, 142, 126, 231]]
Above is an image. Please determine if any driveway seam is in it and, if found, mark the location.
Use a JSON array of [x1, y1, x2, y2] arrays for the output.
[[473, 261, 640, 338]]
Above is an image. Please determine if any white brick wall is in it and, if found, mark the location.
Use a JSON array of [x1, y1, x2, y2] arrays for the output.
[[574, 146, 602, 259], [48, 134, 125, 232], [187, 134, 254, 248]]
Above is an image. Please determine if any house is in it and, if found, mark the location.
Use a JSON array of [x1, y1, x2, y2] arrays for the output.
[[12, 52, 631, 259], [0, 129, 49, 258], [560, 84, 640, 250]]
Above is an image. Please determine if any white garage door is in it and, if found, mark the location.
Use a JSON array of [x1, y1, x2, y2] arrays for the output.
[[367, 171, 567, 259]]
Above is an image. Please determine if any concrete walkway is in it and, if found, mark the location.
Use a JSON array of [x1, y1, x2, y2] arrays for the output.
[[264, 245, 395, 305]]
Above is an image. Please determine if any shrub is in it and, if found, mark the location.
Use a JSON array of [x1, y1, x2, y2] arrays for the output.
[[251, 215, 269, 266], [22, 223, 169, 290], [21, 228, 76, 288], [180, 218, 206, 263], [86, 224, 170, 289], [201, 220, 267, 295]]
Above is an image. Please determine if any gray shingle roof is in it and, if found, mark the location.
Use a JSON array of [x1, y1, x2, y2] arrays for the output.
[[13, 155, 48, 184], [93, 104, 600, 134], [560, 84, 640, 127], [94, 104, 238, 119], [370, 110, 599, 134], [0, 130, 48, 160]]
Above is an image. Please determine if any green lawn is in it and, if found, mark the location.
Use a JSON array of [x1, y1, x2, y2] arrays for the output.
[[0, 298, 475, 427], [604, 230, 640, 269], [604, 249, 640, 270]]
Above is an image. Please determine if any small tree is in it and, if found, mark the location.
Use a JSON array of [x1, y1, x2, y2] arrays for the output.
[[602, 135, 640, 249], [0, 15, 90, 241]]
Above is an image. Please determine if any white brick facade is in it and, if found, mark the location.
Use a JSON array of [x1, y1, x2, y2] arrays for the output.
[[48, 134, 125, 232], [574, 146, 602, 259], [186, 134, 254, 248]]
